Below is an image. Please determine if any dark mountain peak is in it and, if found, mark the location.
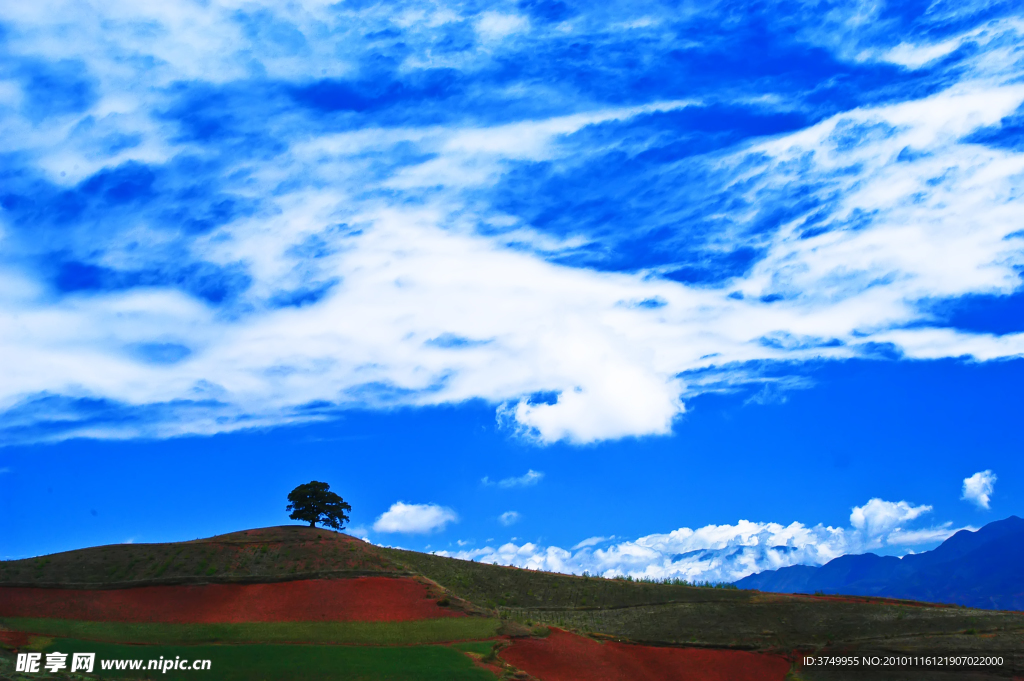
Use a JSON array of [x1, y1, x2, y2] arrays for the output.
[[815, 552, 902, 582], [904, 515, 1024, 569]]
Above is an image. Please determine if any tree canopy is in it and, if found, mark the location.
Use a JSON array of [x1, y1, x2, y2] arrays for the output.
[[286, 481, 351, 530]]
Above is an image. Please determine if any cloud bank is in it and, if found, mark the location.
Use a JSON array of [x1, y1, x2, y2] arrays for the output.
[[0, 0, 1022, 444], [437, 498, 966, 583]]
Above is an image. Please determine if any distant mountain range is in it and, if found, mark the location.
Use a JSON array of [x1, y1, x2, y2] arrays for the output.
[[735, 516, 1024, 611]]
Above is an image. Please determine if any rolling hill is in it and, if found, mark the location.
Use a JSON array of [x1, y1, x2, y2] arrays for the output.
[[1, 525, 1023, 680]]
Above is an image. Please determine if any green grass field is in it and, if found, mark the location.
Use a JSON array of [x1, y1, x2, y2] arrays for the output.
[[1, 617, 501, 646], [448, 640, 498, 656], [32, 639, 497, 681]]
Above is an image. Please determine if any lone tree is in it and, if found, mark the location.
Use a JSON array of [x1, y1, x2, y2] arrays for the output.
[[286, 481, 351, 530]]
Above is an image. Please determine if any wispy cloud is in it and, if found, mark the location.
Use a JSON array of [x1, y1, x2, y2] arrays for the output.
[[572, 535, 614, 550], [475, 12, 529, 41], [347, 525, 370, 539], [483, 469, 545, 488], [0, 1, 1021, 445], [498, 511, 520, 526]]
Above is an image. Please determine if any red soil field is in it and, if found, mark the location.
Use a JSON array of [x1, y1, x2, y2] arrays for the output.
[[500, 628, 791, 681], [0, 577, 462, 623], [0, 630, 31, 648]]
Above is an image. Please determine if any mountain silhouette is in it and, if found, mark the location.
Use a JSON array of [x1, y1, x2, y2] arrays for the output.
[[735, 516, 1024, 610]]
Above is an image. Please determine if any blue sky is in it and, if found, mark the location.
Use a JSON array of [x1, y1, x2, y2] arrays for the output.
[[0, 0, 1022, 580]]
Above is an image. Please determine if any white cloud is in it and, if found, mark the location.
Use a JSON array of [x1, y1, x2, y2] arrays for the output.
[[613, 17, 660, 30], [0, 5, 1022, 447], [962, 470, 997, 509], [373, 502, 458, 534], [877, 20, 1019, 71], [883, 39, 963, 69], [886, 523, 957, 546], [572, 535, 613, 550], [347, 525, 370, 539], [849, 498, 933, 546], [438, 497, 964, 582], [475, 12, 529, 41], [384, 101, 693, 188], [3, 78, 1024, 444], [498, 511, 520, 526], [487, 469, 544, 488], [6, 78, 1021, 446]]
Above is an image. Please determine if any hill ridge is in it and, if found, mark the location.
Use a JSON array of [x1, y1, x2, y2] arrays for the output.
[[0, 525, 404, 587]]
